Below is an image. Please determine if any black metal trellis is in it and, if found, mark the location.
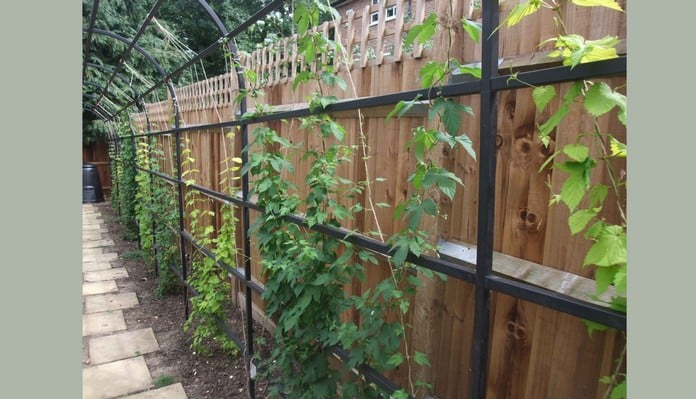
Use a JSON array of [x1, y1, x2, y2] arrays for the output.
[[83, 0, 627, 397]]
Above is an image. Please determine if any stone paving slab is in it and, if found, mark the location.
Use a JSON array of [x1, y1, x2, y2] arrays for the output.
[[89, 328, 160, 365], [83, 252, 119, 263], [83, 261, 112, 272], [83, 280, 119, 296], [83, 310, 127, 337], [83, 224, 103, 231], [83, 248, 104, 256], [121, 383, 188, 399], [83, 356, 153, 399], [83, 218, 104, 224], [85, 292, 139, 314], [83, 232, 104, 240], [83, 239, 115, 249], [84, 268, 128, 283]]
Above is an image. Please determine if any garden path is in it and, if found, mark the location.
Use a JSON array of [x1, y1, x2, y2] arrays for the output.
[[82, 203, 188, 399]]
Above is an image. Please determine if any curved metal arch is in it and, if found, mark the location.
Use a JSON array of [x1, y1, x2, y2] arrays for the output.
[[85, 63, 151, 131], [81, 28, 177, 106], [82, 0, 100, 80], [85, 0, 166, 108], [83, 93, 120, 115], [82, 97, 113, 120], [85, 104, 111, 121], [84, 81, 135, 107], [85, 62, 145, 100], [103, 0, 284, 121]]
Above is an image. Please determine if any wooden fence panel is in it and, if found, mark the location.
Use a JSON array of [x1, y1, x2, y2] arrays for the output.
[[125, 1, 627, 397]]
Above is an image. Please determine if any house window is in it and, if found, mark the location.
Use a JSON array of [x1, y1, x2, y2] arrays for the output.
[[370, 11, 379, 26], [371, 0, 380, 5], [385, 5, 397, 21]]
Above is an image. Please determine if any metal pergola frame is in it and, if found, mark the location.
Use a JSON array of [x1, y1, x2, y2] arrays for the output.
[[82, 1, 627, 398]]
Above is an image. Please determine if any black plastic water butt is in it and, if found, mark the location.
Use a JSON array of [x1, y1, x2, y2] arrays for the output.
[[82, 163, 104, 203]]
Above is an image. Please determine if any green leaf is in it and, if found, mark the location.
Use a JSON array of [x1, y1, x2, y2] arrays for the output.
[[584, 82, 626, 118], [419, 61, 449, 88], [455, 134, 477, 161], [457, 65, 482, 79], [583, 320, 608, 337], [391, 390, 409, 399], [293, 70, 313, 91], [421, 198, 438, 216], [503, 0, 542, 28], [386, 95, 422, 121], [588, 184, 609, 208], [387, 352, 404, 367], [560, 173, 588, 211], [404, 13, 438, 47], [568, 208, 598, 235], [398, 299, 409, 314], [429, 97, 473, 135], [319, 119, 346, 141], [572, 0, 623, 12], [320, 71, 347, 91], [538, 81, 583, 144], [563, 143, 589, 162], [594, 265, 615, 295], [609, 380, 627, 399], [421, 167, 463, 200], [584, 226, 627, 267], [407, 127, 437, 163], [392, 244, 409, 266], [461, 18, 482, 43], [614, 263, 627, 294], [532, 85, 556, 112], [584, 220, 604, 240], [413, 351, 431, 367]]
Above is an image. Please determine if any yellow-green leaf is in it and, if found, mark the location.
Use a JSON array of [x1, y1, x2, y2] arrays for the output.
[[504, 0, 542, 28], [609, 136, 626, 157], [572, 0, 623, 12]]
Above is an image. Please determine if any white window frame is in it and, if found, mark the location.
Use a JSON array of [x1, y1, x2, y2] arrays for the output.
[[385, 5, 397, 21], [370, 11, 379, 26]]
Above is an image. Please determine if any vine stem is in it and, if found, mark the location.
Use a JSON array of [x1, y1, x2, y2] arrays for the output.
[[603, 338, 626, 399], [324, 1, 384, 243], [592, 119, 627, 225]]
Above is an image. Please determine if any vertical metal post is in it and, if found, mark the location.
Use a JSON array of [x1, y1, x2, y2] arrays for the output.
[[143, 105, 159, 277], [172, 91, 189, 319], [470, 0, 500, 397], [233, 47, 256, 398]]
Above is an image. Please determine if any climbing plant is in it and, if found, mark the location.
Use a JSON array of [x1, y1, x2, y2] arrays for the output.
[[500, 1, 627, 397], [179, 138, 240, 356], [134, 138, 155, 269], [114, 121, 139, 241], [238, 1, 479, 397]]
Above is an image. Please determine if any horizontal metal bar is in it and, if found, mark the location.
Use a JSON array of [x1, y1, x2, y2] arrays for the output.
[[486, 274, 626, 330], [213, 315, 247, 353], [331, 347, 410, 397], [143, 170, 626, 329], [165, 261, 197, 295], [164, 257, 248, 351], [492, 56, 626, 91], [111, 58, 624, 140], [180, 230, 264, 295], [137, 157, 621, 328]]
